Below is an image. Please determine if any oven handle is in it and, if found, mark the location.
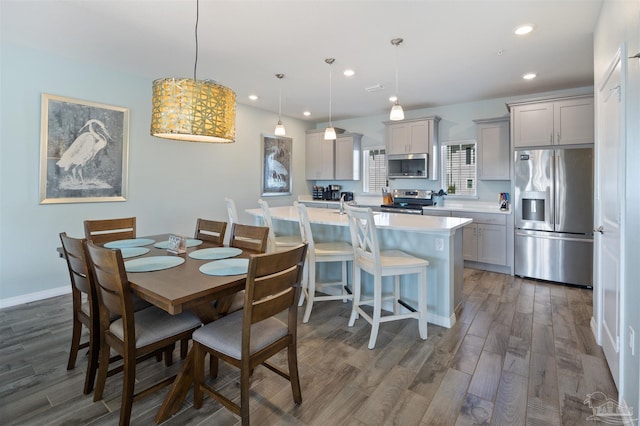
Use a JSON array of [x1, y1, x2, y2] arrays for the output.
[[380, 207, 422, 215]]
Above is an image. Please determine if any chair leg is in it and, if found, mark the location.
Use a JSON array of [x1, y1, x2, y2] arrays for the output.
[[302, 262, 316, 323], [341, 260, 349, 303], [164, 344, 174, 367], [287, 342, 302, 404], [418, 268, 428, 340], [368, 275, 383, 350], [180, 339, 188, 359], [67, 317, 82, 370], [394, 275, 401, 315], [240, 362, 251, 426], [348, 266, 361, 327], [209, 354, 219, 379], [83, 331, 100, 394], [119, 351, 136, 426], [193, 343, 205, 409], [297, 260, 308, 307], [93, 340, 111, 402]]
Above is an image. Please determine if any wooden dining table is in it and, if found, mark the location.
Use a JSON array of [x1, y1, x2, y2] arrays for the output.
[[122, 234, 256, 423]]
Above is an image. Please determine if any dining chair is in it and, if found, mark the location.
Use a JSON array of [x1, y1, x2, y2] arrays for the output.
[[85, 241, 202, 426], [258, 198, 301, 252], [345, 205, 429, 349], [84, 217, 136, 245], [59, 232, 100, 395], [192, 243, 308, 426], [224, 197, 239, 246], [194, 218, 227, 246], [296, 203, 353, 323]]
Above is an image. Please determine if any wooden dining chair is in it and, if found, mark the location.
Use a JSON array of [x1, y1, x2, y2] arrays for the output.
[[258, 198, 301, 252], [85, 241, 202, 426], [296, 203, 353, 323], [194, 218, 227, 245], [345, 205, 429, 349], [229, 223, 269, 253], [192, 243, 308, 426], [59, 232, 100, 395], [84, 217, 136, 245]]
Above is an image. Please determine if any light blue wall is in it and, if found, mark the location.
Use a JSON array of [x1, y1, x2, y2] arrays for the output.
[[0, 43, 312, 301]]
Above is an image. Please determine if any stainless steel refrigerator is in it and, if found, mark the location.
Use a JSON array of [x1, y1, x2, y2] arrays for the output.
[[514, 147, 593, 287]]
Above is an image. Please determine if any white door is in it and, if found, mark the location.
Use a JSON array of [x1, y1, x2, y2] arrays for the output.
[[596, 49, 623, 389]]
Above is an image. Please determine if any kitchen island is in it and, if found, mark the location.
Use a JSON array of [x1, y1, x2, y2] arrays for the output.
[[246, 206, 472, 328]]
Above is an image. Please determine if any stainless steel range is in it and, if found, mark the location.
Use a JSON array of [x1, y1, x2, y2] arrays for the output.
[[380, 189, 433, 215]]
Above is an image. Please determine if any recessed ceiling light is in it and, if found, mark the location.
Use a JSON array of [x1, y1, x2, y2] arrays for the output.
[[303, 111, 311, 116], [514, 25, 534, 35], [523, 73, 537, 80], [389, 96, 398, 102], [248, 94, 258, 101], [344, 69, 355, 77]]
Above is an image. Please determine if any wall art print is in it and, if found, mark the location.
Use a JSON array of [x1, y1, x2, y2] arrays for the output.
[[261, 134, 292, 196], [39, 93, 129, 204]]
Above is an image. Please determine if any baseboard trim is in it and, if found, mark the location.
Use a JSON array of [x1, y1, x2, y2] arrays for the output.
[[0, 286, 70, 309], [591, 316, 601, 345]]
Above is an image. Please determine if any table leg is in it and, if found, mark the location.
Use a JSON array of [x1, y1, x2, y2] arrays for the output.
[[154, 348, 194, 423]]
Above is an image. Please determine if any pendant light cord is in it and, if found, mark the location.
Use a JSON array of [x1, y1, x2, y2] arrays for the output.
[[193, 0, 199, 80], [328, 61, 333, 126], [395, 45, 399, 99]]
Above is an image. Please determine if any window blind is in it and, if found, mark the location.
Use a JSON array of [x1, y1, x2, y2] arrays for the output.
[[442, 142, 476, 196], [363, 148, 387, 193]]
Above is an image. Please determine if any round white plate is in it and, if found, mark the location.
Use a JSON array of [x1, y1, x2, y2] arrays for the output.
[[104, 238, 155, 249], [120, 247, 151, 259], [154, 239, 203, 249], [199, 258, 249, 276], [125, 256, 185, 273], [189, 247, 242, 260]]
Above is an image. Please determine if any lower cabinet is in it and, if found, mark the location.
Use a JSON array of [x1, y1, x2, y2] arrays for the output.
[[454, 212, 507, 266]]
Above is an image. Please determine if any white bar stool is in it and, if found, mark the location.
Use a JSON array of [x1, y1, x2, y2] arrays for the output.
[[258, 199, 302, 253]]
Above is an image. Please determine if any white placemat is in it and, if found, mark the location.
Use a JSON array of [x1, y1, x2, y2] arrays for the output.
[[120, 247, 151, 259], [199, 258, 249, 276], [125, 256, 185, 273], [189, 247, 242, 260]]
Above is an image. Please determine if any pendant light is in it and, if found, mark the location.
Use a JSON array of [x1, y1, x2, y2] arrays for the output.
[[324, 58, 337, 140], [390, 38, 405, 121], [274, 73, 286, 136], [150, 0, 236, 143]]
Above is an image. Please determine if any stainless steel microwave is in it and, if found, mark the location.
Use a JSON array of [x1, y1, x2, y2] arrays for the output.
[[387, 153, 429, 179]]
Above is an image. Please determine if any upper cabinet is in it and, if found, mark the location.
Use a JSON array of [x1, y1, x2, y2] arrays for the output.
[[509, 94, 594, 148], [305, 129, 362, 180], [474, 116, 510, 180], [384, 116, 440, 179]]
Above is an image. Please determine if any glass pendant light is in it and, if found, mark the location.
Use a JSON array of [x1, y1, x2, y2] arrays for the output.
[[390, 38, 405, 121], [324, 58, 337, 140], [274, 73, 286, 136]]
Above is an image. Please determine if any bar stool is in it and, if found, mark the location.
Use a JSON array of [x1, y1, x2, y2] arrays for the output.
[[296, 203, 353, 323], [345, 205, 429, 349], [224, 197, 239, 246], [258, 198, 301, 252]]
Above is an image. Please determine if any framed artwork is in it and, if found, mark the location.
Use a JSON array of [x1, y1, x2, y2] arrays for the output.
[[261, 134, 292, 196], [39, 93, 129, 204]]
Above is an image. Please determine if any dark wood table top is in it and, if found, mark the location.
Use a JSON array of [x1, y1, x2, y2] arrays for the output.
[[125, 234, 254, 316]]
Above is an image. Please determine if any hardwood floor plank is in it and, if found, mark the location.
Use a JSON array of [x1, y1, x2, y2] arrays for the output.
[[531, 323, 555, 356], [467, 311, 493, 339], [526, 396, 561, 426], [484, 321, 510, 357], [533, 301, 552, 326], [455, 392, 494, 426], [467, 351, 503, 402], [528, 353, 559, 404], [492, 371, 528, 425], [421, 368, 471, 426], [452, 334, 485, 375], [510, 312, 533, 343], [503, 336, 530, 378]]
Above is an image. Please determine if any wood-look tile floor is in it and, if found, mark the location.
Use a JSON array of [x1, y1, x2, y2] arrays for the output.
[[0, 269, 616, 425]]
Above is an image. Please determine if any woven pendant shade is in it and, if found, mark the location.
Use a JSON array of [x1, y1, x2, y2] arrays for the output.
[[151, 78, 236, 143]]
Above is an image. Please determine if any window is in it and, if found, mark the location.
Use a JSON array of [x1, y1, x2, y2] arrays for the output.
[[441, 140, 477, 196], [362, 147, 386, 193]]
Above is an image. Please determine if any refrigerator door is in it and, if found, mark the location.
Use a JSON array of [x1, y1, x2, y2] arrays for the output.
[[554, 147, 594, 234], [515, 229, 593, 286], [514, 149, 554, 231]]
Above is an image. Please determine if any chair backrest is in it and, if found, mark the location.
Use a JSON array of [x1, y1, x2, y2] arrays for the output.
[[59, 232, 95, 313], [241, 243, 307, 348], [296, 203, 316, 256], [84, 217, 136, 245], [224, 198, 239, 246], [345, 206, 381, 275], [194, 219, 227, 245], [229, 223, 269, 253], [85, 241, 135, 337], [258, 199, 277, 252]]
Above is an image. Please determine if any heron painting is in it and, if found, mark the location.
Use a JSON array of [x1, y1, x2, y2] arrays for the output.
[[262, 134, 292, 196], [40, 94, 129, 204]]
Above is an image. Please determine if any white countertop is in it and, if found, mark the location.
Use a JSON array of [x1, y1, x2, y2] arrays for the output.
[[298, 195, 511, 215], [247, 205, 472, 235]]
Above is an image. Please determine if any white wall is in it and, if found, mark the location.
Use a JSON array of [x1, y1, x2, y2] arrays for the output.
[[594, 0, 640, 413], [0, 43, 312, 303]]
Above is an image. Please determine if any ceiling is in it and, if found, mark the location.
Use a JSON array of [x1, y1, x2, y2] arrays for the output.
[[2, 0, 603, 123]]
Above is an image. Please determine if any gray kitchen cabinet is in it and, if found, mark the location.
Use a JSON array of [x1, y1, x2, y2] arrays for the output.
[[474, 116, 510, 180], [305, 129, 361, 180], [384, 116, 440, 179], [454, 212, 507, 266], [510, 94, 594, 148]]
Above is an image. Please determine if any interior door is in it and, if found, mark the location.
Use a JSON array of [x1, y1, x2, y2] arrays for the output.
[[596, 49, 623, 389]]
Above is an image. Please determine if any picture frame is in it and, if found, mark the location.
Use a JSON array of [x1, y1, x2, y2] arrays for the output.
[[261, 134, 292, 197], [39, 93, 129, 204]]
